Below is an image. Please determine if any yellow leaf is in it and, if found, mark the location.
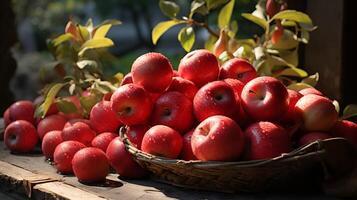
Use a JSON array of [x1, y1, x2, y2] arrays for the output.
[[79, 38, 114, 56], [152, 20, 184, 45], [94, 24, 112, 39]]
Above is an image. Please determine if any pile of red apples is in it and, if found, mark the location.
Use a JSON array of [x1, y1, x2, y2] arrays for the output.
[[3, 49, 357, 183]]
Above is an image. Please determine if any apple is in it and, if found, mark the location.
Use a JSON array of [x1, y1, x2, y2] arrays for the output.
[[106, 137, 147, 178], [37, 114, 67, 140], [271, 24, 284, 45], [126, 124, 150, 149], [102, 92, 113, 101], [219, 58, 257, 84], [167, 77, 198, 100], [62, 119, 97, 146], [329, 120, 357, 146], [149, 92, 161, 103], [151, 91, 193, 133], [120, 72, 133, 86], [223, 78, 245, 98], [173, 70, 179, 77], [178, 49, 219, 87], [33, 96, 58, 116], [298, 132, 331, 147], [299, 87, 323, 96], [241, 76, 289, 122], [191, 115, 244, 161], [91, 132, 118, 152], [193, 81, 238, 122], [266, 0, 279, 17], [111, 84, 153, 126], [141, 125, 183, 158], [131, 52, 173, 93], [294, 94, 338, 131], [53, 141, 86, 174], [90, 101, 121, 133], [72, 147, 109, 183], [280, 89, 303, 123], [8, 100, 35, 125], [3, 108, 11, 127], [180, 130, 197, 161], [244, 121, 291, 160], [4, 120, 38, 153], [41, 130, 63, 160]]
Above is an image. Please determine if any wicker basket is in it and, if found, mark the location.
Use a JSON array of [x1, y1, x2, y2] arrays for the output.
[[121, 128, 356, 193]]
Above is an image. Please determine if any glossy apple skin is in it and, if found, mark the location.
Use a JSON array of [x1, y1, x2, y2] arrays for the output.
[[120, 72, 133, 86], [193, 81, 238, 122], [102, 92, 113, 101], [180, 130, 197, 161], [91, 132, 118, 152], [41, 130, 63, 160], [106, 137, 147, 178], [151, 91, 193, 133], [178, 49, 219, 87], [131, 52, 173, 93], [299, 87, 323, 96], [223, 78, 245, 98], [126, 124, 150, 149], [72, 147, 109, 183], [62, 120, 97, 146], [330, 120, 357, 146], [37, 114, 67, 140], [53, 141, 86, 174], [111, 84, 153, 126], [167, 77, 198, 100], [294, 94, 338, 132], [241, 76, 289, 122], [4, 120, 39, 153], [8, 100, 35, 125], [298, 132, 331, 147], [280, 89, 303, 123], [90, 101, 121, 133], [219, 58, 257, 84], [244, 121, 291, 160], [191, 115, 244, 161], [3, 108, 11, 127], [141, 125, 183, 159]]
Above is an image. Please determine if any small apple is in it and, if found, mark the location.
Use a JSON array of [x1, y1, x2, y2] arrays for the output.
[[329, 120, 357, 146], [8, 100, 35, 125], [111, 84, 153, 126], [62, 119, 97, 146], [126, 124, 150, 149], [41, 130, 63, 160], [219, 58, 257, 84], [191, 115, 244, 161], [241, 76, 289, 122], [141, 125, 183, 158], [4, 120, 38, 153], [151, 91, 193, 133], [298, 132, 331, 147], [299, 87, 323, 96], [91, 132, 118, 152], [102, 92, 113, 101], [53, 141, 86, 174], [90, 101, 121, 133], [178, 49, 219, 87], [120, 72, 133, 86], [131, 52, 173, 93], [3, 108, 11, 127], [173, 70, 179, 77], [180, 130, 197, 161], [223, 78, 245, 98], [37, 114, 67, 140], [72, 147, 109, 183], [280, 89, 303, 123], [167, 77, 198, 100]]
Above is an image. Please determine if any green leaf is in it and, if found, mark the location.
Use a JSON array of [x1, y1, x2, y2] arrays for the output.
[[93, 24, 112, 39], [301, 30, 310, 44], [272, 10, 313, 25], [80, 95, 98, 117], [341, 104, 357, 120], [40, 83, 65, 117], [279, 48, 298, 67], [287, 82, 311, 91], [206, 0, 229, 10], [204, 34, 218, 52], [333, 100, 340, 114], [52, 33, 73, 46], [302, 72, 319, 87], [281, 20, 296, 27], [78, 25, 90, 41], [190, 0, 208, 18], [275, 67, 308, 78], [218, 0, 235, 29], [76, 60, 98, 69], [242, 13, 268, 30], [79, 38, 114, 56], [96, 19, 122, 27], [228, 20, 238, 38], [56, 100, 78, 114], [159, 0, 180, 18], [152, 20, 184, 45], [178, 27, 195, 52]]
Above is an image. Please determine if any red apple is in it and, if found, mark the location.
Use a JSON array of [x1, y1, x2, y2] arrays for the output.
[[106, 137, 147, 178], [180, 130, 197, 161], [151, 91, 193, 133], [191, 115, 244, 161], [178, 49, 219, 87], [173, 70, 179, 77], [219, 58, 257, 84], [330, 120, 357, 146], [244, 121, 291, 160], [102, 92, 113, 101], [126, 124, 150, 149], [141, 125, 183, 158], [110, 84, 153, 126], [72, 147, 109, 183], [149, 92, 161, 103], [193, 81, 238, 122], [8, 100, 35, 124], [280, 89, 303, 123], [60, 96, 83, 119], [241, 76, 289, 122], [53, 141, 86, 174], [41, 130, 63, 159], [298, 132, 331, 147], [120, 72, 133, 86], [37, 114, 67, 140], [3, 108, 11, 127], [167, 77, 198, 100], [295, 94, 338, 131], [90, 101, 121, 133], [62, 120, 97, 146], [266, 0, 279, 17], [131, 52, 173, 93], [4, 120, 38, 153], [91, 132, 118, 152], [299, 87, 323, 96], [223, 78, 245, 98]]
